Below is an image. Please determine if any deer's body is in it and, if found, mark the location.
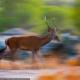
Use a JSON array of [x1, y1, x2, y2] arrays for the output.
[[6, 35, 50, 52], [5, 26, 59, 62]]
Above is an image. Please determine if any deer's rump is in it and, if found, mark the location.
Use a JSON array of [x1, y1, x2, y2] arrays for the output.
[[5, 36, 43, 51]]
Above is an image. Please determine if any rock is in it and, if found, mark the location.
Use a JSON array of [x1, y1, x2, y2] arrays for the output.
[[0, 41, 6, 54]]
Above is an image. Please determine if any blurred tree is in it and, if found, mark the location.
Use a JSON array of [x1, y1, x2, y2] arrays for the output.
[[0, 0, 45, 33], [0, 0, 18, 28]]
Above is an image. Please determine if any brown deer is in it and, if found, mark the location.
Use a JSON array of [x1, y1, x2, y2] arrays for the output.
[[4, 27, 59, 62]]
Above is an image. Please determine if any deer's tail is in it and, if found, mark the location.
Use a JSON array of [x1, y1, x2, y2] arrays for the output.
[[5, 38, 10, 49]]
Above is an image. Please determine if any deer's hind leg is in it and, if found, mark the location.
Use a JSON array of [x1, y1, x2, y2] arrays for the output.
[[9, 49, 17, 61]]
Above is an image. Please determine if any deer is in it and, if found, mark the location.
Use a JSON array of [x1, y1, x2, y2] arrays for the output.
[[4, 18, 60, 63]]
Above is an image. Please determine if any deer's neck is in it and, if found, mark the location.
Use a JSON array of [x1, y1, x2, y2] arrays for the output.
[[40, 33, 51, 46]]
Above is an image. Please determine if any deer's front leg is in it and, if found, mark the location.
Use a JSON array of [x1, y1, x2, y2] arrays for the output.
[[32, 51, 36, 63]]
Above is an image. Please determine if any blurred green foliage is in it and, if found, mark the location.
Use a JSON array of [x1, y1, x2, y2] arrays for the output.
[[74, 0, 80, 31], [0, 0, 79, 35]]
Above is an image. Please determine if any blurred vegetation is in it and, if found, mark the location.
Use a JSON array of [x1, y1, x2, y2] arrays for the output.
[[0, 0, 79, 35], [74, 0, 80, 31]]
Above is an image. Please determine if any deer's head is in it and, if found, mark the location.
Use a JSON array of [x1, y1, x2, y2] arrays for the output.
[[48, 27, 60, 41]]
